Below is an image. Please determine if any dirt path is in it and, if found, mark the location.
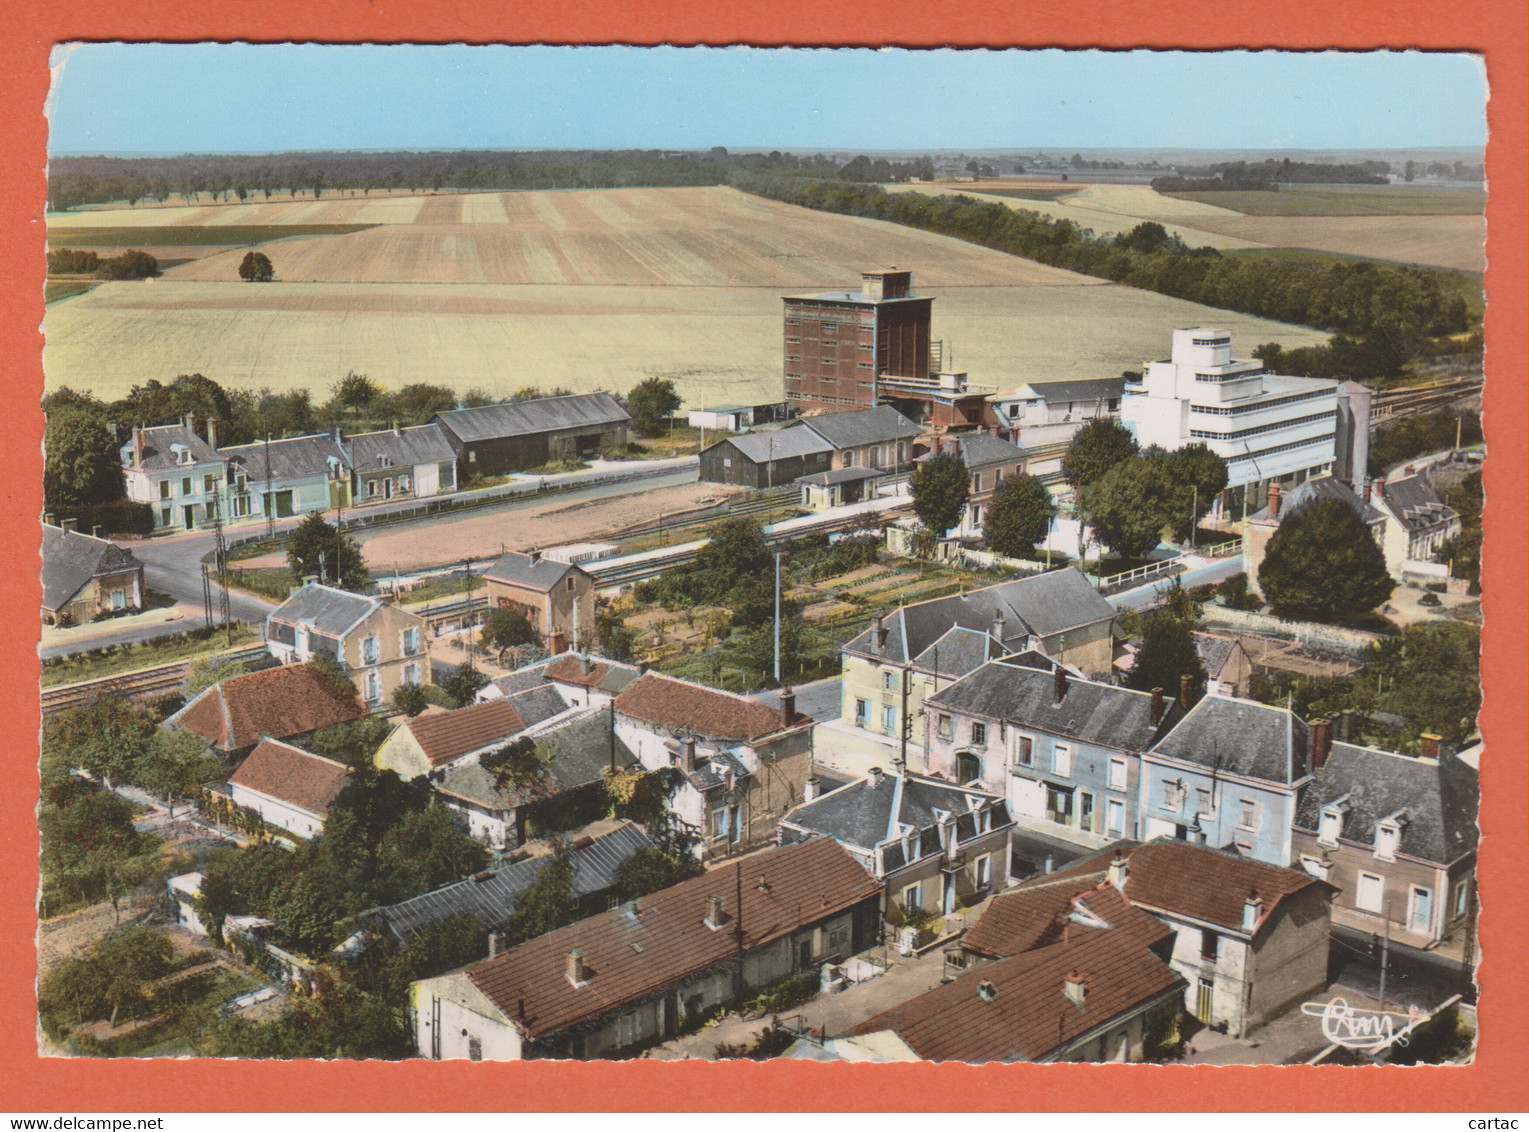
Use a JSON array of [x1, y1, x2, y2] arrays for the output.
[[347, 481, 743, 574]]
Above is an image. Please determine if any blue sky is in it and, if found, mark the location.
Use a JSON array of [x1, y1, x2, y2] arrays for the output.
[[46, 45, 1487, 155]]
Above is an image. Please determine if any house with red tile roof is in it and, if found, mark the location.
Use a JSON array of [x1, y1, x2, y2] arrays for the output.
[[228, 738, 350, 839], [163, 662, 369, 764], [856, 906, 1183, 1062], [613, 673, 815, 858], [966, 840, 1332, 1040], [541, 653, 641, 708], [410, 837, 884, 1060], [375, 698, 528, 780]]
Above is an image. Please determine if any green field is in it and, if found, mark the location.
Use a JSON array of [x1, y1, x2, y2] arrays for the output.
[[960, 186, 1080, 203], [1224, 247, 1485, 321], [1164, 185, 1485, 217], [48, 224, 379, 248], [45, 280, 97, 304]]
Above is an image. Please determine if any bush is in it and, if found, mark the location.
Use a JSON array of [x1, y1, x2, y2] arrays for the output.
[[49, 499, 155, 538]]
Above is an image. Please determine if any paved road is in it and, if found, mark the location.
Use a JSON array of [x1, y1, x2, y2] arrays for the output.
[[1328, 924, 1476, 1008], [1108, 554, 1245, 612], [52, 465, 697, 657]]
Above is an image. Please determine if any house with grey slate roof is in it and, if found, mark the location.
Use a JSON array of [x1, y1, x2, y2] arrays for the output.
[[1138, 693, 1314, 867], [365, 820, 654, 949], [826, 568, 1118, 780], [1293, 739, 1478, 950], [925, 660, 1182, 865], [779, 768, 1014, 921], [430, 392, 630, 479], [1368, 470, 1461, 577], [120, 412, 232, 532], [344, 423, 459, 504], [266, 581, 430, 709], [41, 520, 145, 625], [218, 431, 350, 520], [698, 405, 918, 489], [482, 550, 598, 655]]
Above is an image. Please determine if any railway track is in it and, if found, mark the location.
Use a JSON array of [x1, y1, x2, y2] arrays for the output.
[[40, 645, 269, 719]]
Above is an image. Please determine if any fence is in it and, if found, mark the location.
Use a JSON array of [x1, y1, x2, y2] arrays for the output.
[[1201, 538, 1242, 558], [952, 546, 1058, 578], [1091, 555, 1185, 593], [221, 462, 691, 558]]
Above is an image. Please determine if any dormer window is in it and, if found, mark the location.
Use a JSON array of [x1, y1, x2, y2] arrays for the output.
[[1375, 814, 1407, 862], [1319, 797, 1350, 847]]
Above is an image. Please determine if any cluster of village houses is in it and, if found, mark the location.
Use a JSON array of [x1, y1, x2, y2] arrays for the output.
[[126, 556, 1475, 1063], [42, 271, 1477, 1061]]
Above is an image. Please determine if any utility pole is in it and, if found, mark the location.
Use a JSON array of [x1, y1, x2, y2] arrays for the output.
[[773, 551, 783, 684]]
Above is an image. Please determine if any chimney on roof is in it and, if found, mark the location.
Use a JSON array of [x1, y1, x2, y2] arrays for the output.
[[875, 615, 889, 653], [950, 438, 962, 459], [1267, 482, 1281, 521], [60, 518, 77, 533], [566, 949, 587, 986], [977, 980, 999, 1003], [488, 930, 507, 958], [1362, 482, 1372, 505], [1107, 852, 1129, 892], [394, 421, 403, 438], [1311, 717, 1333, 771], [933, 435, 943, 456], [867, 766, 884, 788], [991, 612, 1006, 645], [1372, 477, 1385, 502], [1064, 971, 1088, 1009], [131, 426, 143, 468], [1404, 464, 1415, 476], [527, 547, 541, 564], [990, 422, 1001, 438], [43, 512, 54, 527], [1150, 687, 1165, 725], [580, 654, 594, 676], [185, 409, 197, 434], [1179, 673, 1193, 711], [706, 894, 729, 930], [1242, 890, 1264, 933], [804, 775, 822, 802], [780, 686, 796, 727], [1053, 666, 1068, 704], [207, 418, 218, 452], [551, 631, 568, 655], [1420, 732, 1442, 760], [682, 737, 697, 773], [91, 525, 101, 538]]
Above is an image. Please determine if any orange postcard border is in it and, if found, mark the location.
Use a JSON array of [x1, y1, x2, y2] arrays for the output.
[[2, 1, 1523, 1113]]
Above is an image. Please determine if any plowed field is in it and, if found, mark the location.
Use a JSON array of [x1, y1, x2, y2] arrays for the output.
[[138, 186, 1097, 287]]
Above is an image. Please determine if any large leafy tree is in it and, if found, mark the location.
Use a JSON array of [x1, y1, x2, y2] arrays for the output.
[[45, 697, 157, 787], [911, 452, 970, 540], [626, 377, 681, 437], [1124, 587, 1208, 708], [1061, 418, 1138, 489], [39, 924, 174, 1031], [286, 512, 371, 591], [1258, 499, 1394, 623], [1080, 456, 1173, 559], [44, 406, 122, 511], [1363, 621, 1481, 746], [134, 728, 224, 816], [694, 516, 775, 602], [238, 251, 274, 282], [481, 605, 538, 652], [1163, 444, 1230, 541], [983, 474, 1057, 558], [505, 855, 579, 945]]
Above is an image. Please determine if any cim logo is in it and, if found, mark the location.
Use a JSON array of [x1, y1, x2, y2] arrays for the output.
[[1300, 996, 1427, 1053]]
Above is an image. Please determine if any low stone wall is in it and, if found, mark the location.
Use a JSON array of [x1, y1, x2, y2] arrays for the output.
[[1201, 606, 1387, 658]]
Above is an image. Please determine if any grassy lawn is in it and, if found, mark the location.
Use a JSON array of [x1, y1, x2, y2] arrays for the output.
[[226, 566, 300, 602], [45, 280, 98, 303], [41, 624, 261, 688], [1163, 185, 1485, 217], [400, 571, 479, 605], [47, 223, 379, 248]]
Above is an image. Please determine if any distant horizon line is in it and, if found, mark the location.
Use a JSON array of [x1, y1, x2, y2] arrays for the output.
[[49, 143, 1488, 160]]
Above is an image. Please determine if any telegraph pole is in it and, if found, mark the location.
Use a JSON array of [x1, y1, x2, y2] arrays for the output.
[[773, 551, 783, 684]]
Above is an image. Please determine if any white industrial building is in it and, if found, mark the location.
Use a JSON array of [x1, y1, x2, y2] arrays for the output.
[[1122, 328, 1369, 515]]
